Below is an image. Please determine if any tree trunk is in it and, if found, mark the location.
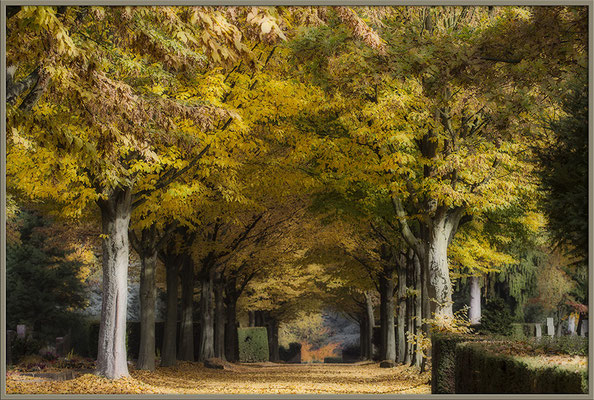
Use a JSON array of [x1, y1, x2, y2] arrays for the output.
[[469, 276, 481, 325], [420, 252, 431, 373], [214, 271, 226, 360], [178, 257, 195, 361], [359, 315, 368, 360], [396, 261, 407, 364], [248, 311, 255, 327], [198, 267, 215, 361], [137, 249, 157, 371], [268, 316, 280, 362], [96, 187, 132, 379], [404, 255, 413, 366], [161, 254, 179, 367], [379, 263, 396, 362], [423, 212, 461, 320], [364, 292, 374, 360], [224, 295, 239, 362], [413, 253, 423, 367]]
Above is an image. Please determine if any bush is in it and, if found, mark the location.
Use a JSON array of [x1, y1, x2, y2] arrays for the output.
[[454, 342, 586, 393], [10, 335, 43, 364], [479, 298, 513, 336], [341, 343, 360, 362], [431, 332, 483, 394], [324, 357, 342, 363], [529, 336, 588, 356], [238, 327, 269, 362], [279, 342, 301, 363]]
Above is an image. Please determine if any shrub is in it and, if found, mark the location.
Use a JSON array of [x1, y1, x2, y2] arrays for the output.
[[479, 298, 513, 336], [279, 342, 301, 363], [10, 335, 43, 364], [238, 327, 269, 362], [431, 332, 483, 394], [341, 343, 360, 362], [529, 336, 588, 356], [324, 357, 342, 363], [454, 342, 586, 393]]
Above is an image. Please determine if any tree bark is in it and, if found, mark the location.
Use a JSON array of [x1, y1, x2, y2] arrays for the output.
[[198, 267, 215, 361], [404, 254, 413, 366], [268, 316, 280, 362], [214, 271, 226, 360], [364, 292, 374, 360], [420, 252, 431, 373], [95, 186, 132, 379], [469, 276, 481, 325], [412, 252, 423, 367], [422, 211, 462, 319], [136, 249, 157, 370], [396, 260, 407, 364], [359, 315, 368, 360], [224, 294, 239, 362], [178, 256, 195, 361], [379, 263, 396, 362], [161, 253, 179, 367]]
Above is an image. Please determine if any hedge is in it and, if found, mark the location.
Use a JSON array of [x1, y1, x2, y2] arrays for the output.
[[238, 327, 269, 362], [432, 333, 588, 394], [431, 332, 483, 394], [455, 342, 587, 394]]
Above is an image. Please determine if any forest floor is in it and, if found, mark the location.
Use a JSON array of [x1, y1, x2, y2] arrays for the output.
[[6, 361, 431, 394]]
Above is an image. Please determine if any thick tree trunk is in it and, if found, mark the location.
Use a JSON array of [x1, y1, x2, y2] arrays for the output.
[[396, 261, 407, 364], [137, 250, 157, 371], [178, 257, 195, 361], [424, 213, 461, 320], [379, 264, 396, 362], [413, 253, 423, 367], [364, 292, 374, 360], [469, 276, 481, 325], [198, 268, 215, 361], [214, 271, 226, 360], [161, 254, 179, 367], [224, 296, 239, 362], [96, 187, 132, 379]]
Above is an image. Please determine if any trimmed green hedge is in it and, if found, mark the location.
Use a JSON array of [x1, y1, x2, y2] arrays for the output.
[[432, 333, 588, 394], [431, 333, 483, 394], [238, 327, 269, 362], [455, 342, 587, 394]]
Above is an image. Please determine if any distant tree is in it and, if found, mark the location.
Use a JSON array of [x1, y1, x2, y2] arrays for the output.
[[536, 74, 588, 305], [537, 75, 588, 264], [6, 211, 87, 341]]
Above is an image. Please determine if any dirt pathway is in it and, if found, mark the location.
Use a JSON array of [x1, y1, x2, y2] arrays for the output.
[[7, 361, 431, 394]]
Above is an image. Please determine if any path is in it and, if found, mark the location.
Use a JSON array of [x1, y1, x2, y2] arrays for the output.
[[7, 362, 431, 394]]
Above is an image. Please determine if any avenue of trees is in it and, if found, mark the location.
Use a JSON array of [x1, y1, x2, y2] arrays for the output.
[[6, 5, 588, 379]]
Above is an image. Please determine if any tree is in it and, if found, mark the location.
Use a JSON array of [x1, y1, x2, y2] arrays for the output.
[[6, 210, 87, 340], [287, 6, 585, 322], [6, 6, 268, 378], [535, 73, 588, 303]]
